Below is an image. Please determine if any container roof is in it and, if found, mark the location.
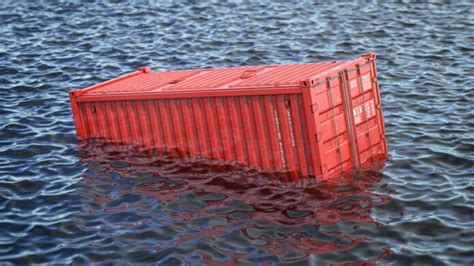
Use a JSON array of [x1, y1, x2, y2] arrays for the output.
[[80, 60, 350, 95]]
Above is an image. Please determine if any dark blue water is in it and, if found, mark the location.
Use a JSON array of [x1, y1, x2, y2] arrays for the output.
[[1, 1, 473, 265]]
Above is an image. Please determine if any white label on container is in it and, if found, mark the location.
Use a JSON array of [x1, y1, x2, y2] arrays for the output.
[[274, 109, 287, 169], [286, 108, 296, 147], [353, 99, 375, 125], [361, 74, 371, 91], [350, 79, 357, 90]]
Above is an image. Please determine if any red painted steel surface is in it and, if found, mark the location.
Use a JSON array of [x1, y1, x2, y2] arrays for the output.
[[69, 53, 388, 181]]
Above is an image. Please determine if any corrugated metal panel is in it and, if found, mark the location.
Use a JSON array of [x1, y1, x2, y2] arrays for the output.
[[231, 62, 340, 88], [161, 66, 267, 91], [70, 53, 388, 181], [77, 62, 349, 95], [78, 94, 314, 179], [88, 69, 201, 94]]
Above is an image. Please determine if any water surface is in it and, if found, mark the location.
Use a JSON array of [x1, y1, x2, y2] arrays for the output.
[[0, 1, 473, 265]]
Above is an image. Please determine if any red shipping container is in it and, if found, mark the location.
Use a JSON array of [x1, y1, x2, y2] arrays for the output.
[[69, 53, 387, 181]]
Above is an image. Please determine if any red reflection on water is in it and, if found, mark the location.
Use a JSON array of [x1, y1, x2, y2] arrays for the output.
[[78, 140, 394, 264]]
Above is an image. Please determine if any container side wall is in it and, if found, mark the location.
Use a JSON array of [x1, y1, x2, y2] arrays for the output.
[[289, 94, 311, 178], [77, 93, 313, 179]]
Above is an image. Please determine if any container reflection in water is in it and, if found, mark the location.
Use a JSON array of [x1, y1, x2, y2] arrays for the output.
[[77, 140, 393, 264]]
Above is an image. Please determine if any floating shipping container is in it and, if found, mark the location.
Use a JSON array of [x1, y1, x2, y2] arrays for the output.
[[69, 53, 387, 181]]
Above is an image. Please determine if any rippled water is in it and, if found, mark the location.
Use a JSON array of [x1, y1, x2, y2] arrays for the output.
[[1, 1, 473, 265]]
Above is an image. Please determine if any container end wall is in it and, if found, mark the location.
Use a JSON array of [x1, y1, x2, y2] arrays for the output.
[[69, 90, 86, 138]]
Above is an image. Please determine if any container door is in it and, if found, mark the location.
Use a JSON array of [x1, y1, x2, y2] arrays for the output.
[[310, 77, 355, 179], [342, 61, 388, 166]]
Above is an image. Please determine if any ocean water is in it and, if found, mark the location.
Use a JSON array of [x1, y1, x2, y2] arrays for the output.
[[0, 1, 473, 265]]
